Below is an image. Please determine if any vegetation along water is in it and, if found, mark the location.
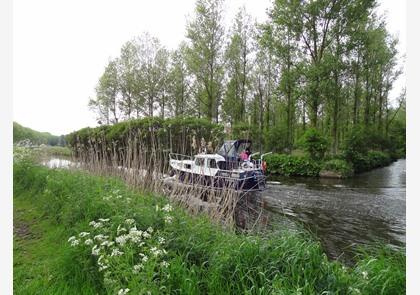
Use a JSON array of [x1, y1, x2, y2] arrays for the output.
[[14, 148, 405, 294]]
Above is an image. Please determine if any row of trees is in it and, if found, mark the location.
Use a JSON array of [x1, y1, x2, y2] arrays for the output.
[[89, 0, 405, 154], [13, 122, 66, 146]]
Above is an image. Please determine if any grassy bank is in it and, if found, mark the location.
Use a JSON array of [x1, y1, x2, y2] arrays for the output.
[[14, 158, 405, 294]]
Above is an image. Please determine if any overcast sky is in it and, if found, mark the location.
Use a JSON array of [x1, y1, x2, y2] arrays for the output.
[[13, 0, 406, 136]]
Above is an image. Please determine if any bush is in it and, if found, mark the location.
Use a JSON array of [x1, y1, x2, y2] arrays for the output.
[[321, 159, 354, 177], [298, 128, 328, 161], [264, 153, 321, 177], [350, 151, 392, 173]]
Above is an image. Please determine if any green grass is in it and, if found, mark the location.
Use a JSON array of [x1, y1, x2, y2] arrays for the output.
[[13, 160, 406, 294]]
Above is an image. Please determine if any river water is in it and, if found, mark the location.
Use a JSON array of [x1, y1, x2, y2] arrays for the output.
[[262, 159, 406, 262], [42, 157, 406, 262]]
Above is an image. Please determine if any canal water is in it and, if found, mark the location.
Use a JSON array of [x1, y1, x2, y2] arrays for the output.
[[263, 159, 406, 263], [42, 157, 406, 263]]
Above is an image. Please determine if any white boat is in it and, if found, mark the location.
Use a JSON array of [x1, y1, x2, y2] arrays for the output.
[[169, 140, 271, 192]]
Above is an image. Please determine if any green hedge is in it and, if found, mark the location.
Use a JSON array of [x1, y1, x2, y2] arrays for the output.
[[264, 154, 321, 177], [66, 117, 224, 159]]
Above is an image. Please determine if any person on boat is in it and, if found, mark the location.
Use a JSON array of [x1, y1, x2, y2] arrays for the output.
[[240, 148, 250, 161]]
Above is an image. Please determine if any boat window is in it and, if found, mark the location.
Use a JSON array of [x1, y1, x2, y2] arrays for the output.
[[208, 159, 217, 169], [195, 157, 205, 166], [217, 161, 227, 170]]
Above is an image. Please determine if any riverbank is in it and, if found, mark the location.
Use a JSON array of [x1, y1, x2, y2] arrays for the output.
[[14, 155, 405, 294], [264, 151, 398, 178]]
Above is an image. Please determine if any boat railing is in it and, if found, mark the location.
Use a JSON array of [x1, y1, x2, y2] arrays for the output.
[[169, 152, 194, 161]]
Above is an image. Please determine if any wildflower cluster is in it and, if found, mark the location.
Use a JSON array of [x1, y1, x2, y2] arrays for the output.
[[13, 146, 34, 164], [102, 189, 131, 204], [67, 203, 175, 294]]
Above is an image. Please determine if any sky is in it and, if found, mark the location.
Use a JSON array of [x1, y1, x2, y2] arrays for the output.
[[13, 0, 406, 136]]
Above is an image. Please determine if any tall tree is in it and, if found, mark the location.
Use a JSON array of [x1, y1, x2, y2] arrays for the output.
[[89, 59, 120, 125], [222, 7, 254, 125], [186, 0, 225, 122]]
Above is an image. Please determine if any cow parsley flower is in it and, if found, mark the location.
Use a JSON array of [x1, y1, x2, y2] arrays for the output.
[[85, 239, 93, 246], [92, 245, 100, 256], [133, 264, 143, 274], [79, 232, 90, 237], [68, 236, 76, 242], [362, 271, 369, 280], [118, 288, 130, 295], [70, 239, 80, 247], [164, 216, 173, 224], [125, 219, 135, 225], [116, 235, 128, 246], [162, 204, 173, 212], [161, 261, 170, 268], [111, 248, 124, 257], [158, 237, 165, 245]]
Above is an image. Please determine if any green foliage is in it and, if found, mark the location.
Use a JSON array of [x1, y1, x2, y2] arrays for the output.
[[14, 162, 405, 294], [66, 117, 224, 156], [321, 159, 354, 177], [13, 122, 64, 146], [298, 128, 328, 161], [264, 153, 321, 177]]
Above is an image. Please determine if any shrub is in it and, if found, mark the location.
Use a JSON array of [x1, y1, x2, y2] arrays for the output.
[[298, 128, 328, 161], [321, 159, 354, 177], [264, 153, 321, 177], [350, 151, 392, 173]]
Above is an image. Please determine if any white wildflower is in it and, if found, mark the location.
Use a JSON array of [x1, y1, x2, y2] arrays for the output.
[[68, 236, 76, 242], [94, 234, 109, 242], [125, 219, 135, 225], [141, 255, 148, 263], [158, 237, 165, 245], [79, 232, 90, 238], [362, 271, 369, 280], [133, 264, 143, 274], [116, 195, 122, 199], [85, 239, 93, 246], [142, 231, 151, 239], [98, 218, 110, 222], [116, 235, 128, 246], [147, 227, 153, 233], [117, 224, 127, 234], [161, 261, 170, 268], [92, 245, 100, 256], [150, 247, 163, 257], [89, 221, 103, 228], [70, 239, 80, 247], [111, 248, 124, 257], [162, 204, 173, 212], [164, 216, 173, 224], [117, 288, 130, 295], [101, 240, 115, 247]]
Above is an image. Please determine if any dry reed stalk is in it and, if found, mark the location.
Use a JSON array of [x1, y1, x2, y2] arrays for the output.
[[70, 133, 266, 228]]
